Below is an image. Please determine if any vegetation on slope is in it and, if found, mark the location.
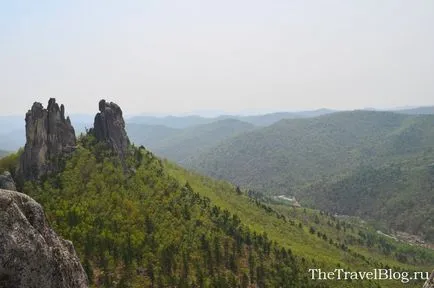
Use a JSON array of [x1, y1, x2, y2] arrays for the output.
[[185, 111, 434, 240], [0, 149, 21, 177], [128, 119, 255, 163], [0, 133, 432, 287], [165, 161, 434, 288], [301, 163, 434, 241], [16, 134, 329, 288]]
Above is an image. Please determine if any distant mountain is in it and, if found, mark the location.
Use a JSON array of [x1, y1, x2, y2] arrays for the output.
[[127, 115, 215, 128], [186, 111, 434, 240], [1, 106, 432, 151], [289, 108, 337, 118], [393, 106, 434, 115], [0, 129, 25, 151], [127, 109, 337, 128], [0, 115, 24, 135], [219, 112, 302, 127], [226, 109, 336, 126], [127, 123, 179, 148], [128, 119, 256, 163], [187, 111, 427, 191]]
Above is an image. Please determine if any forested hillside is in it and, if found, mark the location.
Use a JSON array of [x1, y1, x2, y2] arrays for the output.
[[186, 111, 434, 240], [16, 134, 329, 287], [301, 163, 434, 242], [165, 161, 434, 288], [2, 134, 431, 287], [128, 119, 256, 163]]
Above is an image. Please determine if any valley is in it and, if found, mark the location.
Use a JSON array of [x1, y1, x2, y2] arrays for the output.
[[1, 99, 432, 287]]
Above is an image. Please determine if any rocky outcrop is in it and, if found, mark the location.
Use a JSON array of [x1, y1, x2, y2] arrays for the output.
[[423, 271, 434, 288], [0, 171, 16, 191], [92, 100, 130, 161], [0, 189, 88, 288], [18, 98, 76, 181]]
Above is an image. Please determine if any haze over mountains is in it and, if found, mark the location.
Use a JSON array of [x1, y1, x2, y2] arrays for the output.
[[1, 106, 433, 151]]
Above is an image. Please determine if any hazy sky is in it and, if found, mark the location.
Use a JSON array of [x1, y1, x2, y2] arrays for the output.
[[1, 0, 433, 116]]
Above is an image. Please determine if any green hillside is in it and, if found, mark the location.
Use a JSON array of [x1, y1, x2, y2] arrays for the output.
[[127, 123, 179, 149], [2, 133, 431, 287], [165, 161, 434, 288], [185, 111, 434, 240], [14, 134, 329, 288], [128, 119, 256, 163], [300, 163, 434, 242]]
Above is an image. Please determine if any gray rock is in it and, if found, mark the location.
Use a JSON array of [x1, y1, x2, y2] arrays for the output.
[[0, 189, 88, 288], [0, 171, 16, 191], [18, 98, 76, 180], [423, 271, 434, 288], [93, 99, 130, 162]]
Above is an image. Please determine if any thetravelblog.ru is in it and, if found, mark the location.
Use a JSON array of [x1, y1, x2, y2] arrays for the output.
[[308, 268, 429, 284]]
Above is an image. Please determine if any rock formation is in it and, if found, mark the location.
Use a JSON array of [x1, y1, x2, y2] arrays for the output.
[[423, 271, 434, 288], [18, 98, 76, 181], [0, 189, 88, 288], [0, 171, 16, 191], [92, 99, 130, 161]]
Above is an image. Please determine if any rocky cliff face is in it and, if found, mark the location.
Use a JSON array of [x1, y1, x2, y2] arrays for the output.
[[0, 171, 16, 191], [93, 99, 130, 161], [0, 189, 88, 288], [18, 98, 76, 181]]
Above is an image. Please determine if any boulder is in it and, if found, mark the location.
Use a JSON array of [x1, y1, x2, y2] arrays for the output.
[[0, 171, 16, 191], [18, 98, 76, 181], [0, 189, 88, 288]]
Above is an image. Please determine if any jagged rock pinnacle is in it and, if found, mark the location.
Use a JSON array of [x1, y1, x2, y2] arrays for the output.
[[18, 98, 76, 181], [93, 99, 130, 162]]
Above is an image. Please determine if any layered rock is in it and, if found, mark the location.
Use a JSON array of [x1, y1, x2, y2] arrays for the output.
[[18, 98, 76, 180], [0, 171, 16, 191], [0, 189, 88, 288], [93, 99, 130, 161]]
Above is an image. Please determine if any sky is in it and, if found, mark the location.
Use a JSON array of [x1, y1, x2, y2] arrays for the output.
[[0, 0, 433, 116]]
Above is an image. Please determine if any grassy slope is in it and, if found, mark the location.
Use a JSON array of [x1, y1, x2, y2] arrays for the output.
[[165, 160, 434, 288]]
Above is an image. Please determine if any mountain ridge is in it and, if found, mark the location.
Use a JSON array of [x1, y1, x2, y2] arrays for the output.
[[185, 110, 434, 241]]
